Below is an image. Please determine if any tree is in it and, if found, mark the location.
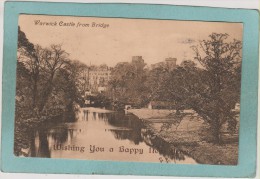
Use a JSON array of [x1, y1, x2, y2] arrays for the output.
[[146, 66, 170, 102], [18, 26, 35, 55], [190, 33, 242, 143], [60, 60, 92, 100], [170, 33, 241, 144], [17, 26, 37, 108], [37, 44, 69, 112], [107, 58, 148, 107], [15, 27, 38, 156], [15, 28, 84, 155], [151, 33, 242, 144], [48, 60, 82, 121]]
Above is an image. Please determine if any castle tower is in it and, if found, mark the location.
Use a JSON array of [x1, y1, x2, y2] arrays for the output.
[[132, 56, 144, 63], [165, 57, 177, 70]]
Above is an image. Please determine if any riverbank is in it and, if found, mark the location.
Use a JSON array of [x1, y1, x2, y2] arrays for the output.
[[128, 108, 239, 165], [81, 107, 114, 113]]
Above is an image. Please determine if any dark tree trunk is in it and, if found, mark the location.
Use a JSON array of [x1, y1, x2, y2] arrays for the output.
[[37, 131, 50, 158], [32, 75, 38, 108], [212, 119, 222, 144], [29, 131, 36, 157], [31, 56, 40, 108], [38, 73, 55, 112]]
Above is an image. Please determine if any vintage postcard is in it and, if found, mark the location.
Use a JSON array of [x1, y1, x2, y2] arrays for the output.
[[1, 1, 259, 177], [15, 14, 242, 165]]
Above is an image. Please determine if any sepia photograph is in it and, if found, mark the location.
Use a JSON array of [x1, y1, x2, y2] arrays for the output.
[[14, 14, 243, 165]]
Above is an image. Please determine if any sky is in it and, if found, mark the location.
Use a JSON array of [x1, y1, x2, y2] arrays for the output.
[[19, 15, 243, 67]]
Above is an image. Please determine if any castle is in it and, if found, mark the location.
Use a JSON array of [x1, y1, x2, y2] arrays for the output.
[[151, 57, 177, 70]]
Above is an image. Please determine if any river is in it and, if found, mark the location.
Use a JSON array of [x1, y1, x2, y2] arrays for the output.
[[29, 107, 197, 164]]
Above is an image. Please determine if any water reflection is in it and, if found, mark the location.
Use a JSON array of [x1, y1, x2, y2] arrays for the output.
[[29, 108, 197, 164], [37, 130, 51, 158], [142, 129, 186, 162], [109, 129, 142, 145]]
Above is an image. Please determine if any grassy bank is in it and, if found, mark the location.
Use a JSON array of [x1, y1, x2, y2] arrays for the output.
[[128, 108, 239, 165]]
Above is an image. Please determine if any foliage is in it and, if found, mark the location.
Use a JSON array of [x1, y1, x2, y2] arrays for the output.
[[105, 33, 241, 144], [150, 33, 242, 144], [190, 33, 241, 143], [107, 58, 149, 107], [14, 27, 84, 155]]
